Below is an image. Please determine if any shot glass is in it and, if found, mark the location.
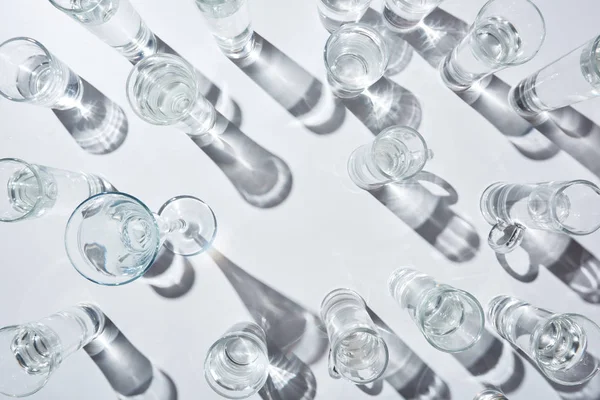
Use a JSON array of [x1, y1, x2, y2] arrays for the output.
[[474, 389, 508, 400], [321, 289, 389, 384], [65, 192, 217, 286], [509, 35, 600, 117], [480, 180, 600, 254], [0, 37, 83, 110], [347, 125, 433, 190], [388, 268, 484, 353], [489, 295, 600, 385], [0, 158, 114, 222], [324, 23, 389, 98], [204, 322, 269, 399], [317, 0, 373, 33], [0, 303, 105, 397], [383, 0, 445, 32], [440, 0, 546, 91]]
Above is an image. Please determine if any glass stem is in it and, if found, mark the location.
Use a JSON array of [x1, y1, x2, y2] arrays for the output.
[[154, 213, 187, 244]]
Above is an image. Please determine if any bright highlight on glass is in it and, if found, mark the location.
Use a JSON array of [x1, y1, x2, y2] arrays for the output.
[[204, 322, 269, 399], [317, 0, 373, 33], [489, 295, 600, 385], [383, 0, 445, 32], [324, 23, 389, 98], [388, 268, 484, 353], [440, 0, 546, 91], [474, 389, 508, 400], [480, 180, 600, 254], [0, 303, 105, 397], [321, 288, 389, 384], [65, 192, 217, 286], [347, 125, 433, 190]]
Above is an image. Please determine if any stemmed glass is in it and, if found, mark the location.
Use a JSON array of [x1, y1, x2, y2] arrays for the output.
[[65, 192, 217, 286]]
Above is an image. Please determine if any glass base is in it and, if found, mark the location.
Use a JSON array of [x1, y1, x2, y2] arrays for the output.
[[382, 6, 421, 32], [439, 55, 473, 92], [158, 196, 217, 256]]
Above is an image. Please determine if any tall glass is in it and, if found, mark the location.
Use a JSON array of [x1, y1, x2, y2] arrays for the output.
[[65, 192, 217, 286], [0, 158, 114, 222], [439, 0, 546, 91], [321, 289, 389, 384], [0, 303, 105, 397], [474, 389, 508, 400], [509, 35, 600, 117], [317, 0, 372, 33], [489, 295, 600, 385], [195, 0, 256, 59], [204, 322, 269, 399], [383, 0, 445, 32], [47, 0, 157, 64]]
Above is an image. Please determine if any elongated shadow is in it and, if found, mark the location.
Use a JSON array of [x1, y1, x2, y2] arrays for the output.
[[551, 374, 600, 400], [369, 172, 480, 262], [231, 33, 346, 135], [207, 247, 329, 365], [53, 78, 128, 155], [84, 316, 178, 400], [143, 247, 196, 299]]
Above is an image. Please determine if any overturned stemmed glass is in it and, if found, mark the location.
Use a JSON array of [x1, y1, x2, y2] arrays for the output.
[[65, 192, 217, 286], [480, 180, 600, 254]]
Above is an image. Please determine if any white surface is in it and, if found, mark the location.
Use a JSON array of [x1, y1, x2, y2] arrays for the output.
[[1, 0, 600, 399]]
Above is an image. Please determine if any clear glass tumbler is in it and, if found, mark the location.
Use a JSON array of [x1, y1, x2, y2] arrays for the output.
[[48, 0, 157, 64], [0, 303, 105, 397], [0, 158, 114, 222], [474, 389, 508, 400], [509, 35, 600, 117], [347, 125, 433, 190], [480, 180, 600, 253], [324, 23, 389, 98], [204, 322, 270, 399], [383, 0, 445, 32], [489, 295, 600, 385], [0, 37, 83, 110], [317, 0, 373, 33], [65, 192, 217, 286], [388, 268, 484, 353], [320, 288, 389, 384], [439, 0, 546, 91]]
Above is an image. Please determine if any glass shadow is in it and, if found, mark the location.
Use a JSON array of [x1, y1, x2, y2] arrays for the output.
[[207, 247, 329, 365], [84, 315, 177, 400], [52, 78, 128, 155], [551, 374, 600, 400], [369, 171, 480, 263], [143, 247, 196, 299]]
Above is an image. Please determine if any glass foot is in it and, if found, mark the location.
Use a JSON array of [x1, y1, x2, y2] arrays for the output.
[[158, 196, 217, 256]]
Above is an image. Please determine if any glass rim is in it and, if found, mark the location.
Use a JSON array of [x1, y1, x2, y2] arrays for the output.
[[47, 0, 106, 15], [0, 157, 44, 222], [331, 326, 389, 383], [551, 180, 600, 235], [64, 191, 161, 287], [479, 182, 507, 226], [370, 125, 429, 181]]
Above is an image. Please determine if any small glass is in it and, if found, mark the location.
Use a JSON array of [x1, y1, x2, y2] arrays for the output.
[[0, 303, 105, 397], [388, 268, 484, 353], [324, 23, 389, 98], [65, 192, 217, 286], [347, 125, 433, 190], [0, 37, 83, 110], [474, 389, 508, 400], [489, 295, 600, 385], [509, 35, 600, 117], [0, 158, 114, 222], [383, 0, 445, 32], [194, 0, 256, 59], [480, 180, 600, 254], [204, 322, 269, 399], [440, 0, 546, 91], [317, 0, 373, 33], [48, 0, 157, 64], [321, 288, 389, 384]]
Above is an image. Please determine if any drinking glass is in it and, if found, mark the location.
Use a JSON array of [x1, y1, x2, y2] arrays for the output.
[[509, 35, 600, 117], [317, 0, 373, 33], [65, 192, 217, 286], [347, 125, 433, 190], [388, 268, 484, 353], [474, 389, 508, 400], [0, 37, 83, 110], [0, 303, 105, 397], [439, 0, 546, 91], [204, 322, 269, 399], [48, 0, 157, 64], [321, 288, 389, 384], [480, 180, 600, 254], [0, 158, 114, 222], [489, 295, 600, 385], [324, 23, 389, 98], [383, 0, 445, 32]]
